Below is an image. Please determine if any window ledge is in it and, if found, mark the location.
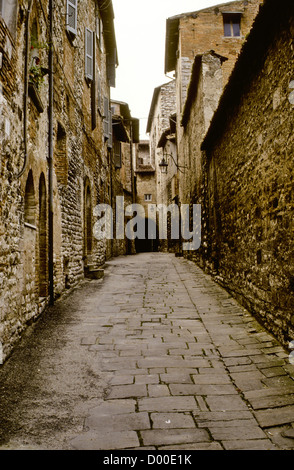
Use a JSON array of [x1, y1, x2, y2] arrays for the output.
[[24, 222, 37, 230]]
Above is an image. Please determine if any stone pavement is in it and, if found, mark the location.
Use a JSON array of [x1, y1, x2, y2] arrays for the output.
[[1, 252, 294, 450], [70, 253, 294, 450]]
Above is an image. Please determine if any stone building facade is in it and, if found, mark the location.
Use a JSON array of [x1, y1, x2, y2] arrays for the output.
[[165, 0, 263, 143], [145, 80, 176, 251], [110, 99, 138, 257], [0, 0, 135, 362], [134, 141, 157, 253], [145, 1, 262, 255], [198, 0, 294, 347]]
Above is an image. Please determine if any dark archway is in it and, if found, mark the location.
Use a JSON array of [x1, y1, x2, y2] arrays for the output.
[[135, 217, 158, 253]]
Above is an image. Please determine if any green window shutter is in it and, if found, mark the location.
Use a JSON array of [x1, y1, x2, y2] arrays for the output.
[[66, 0, 77, 36], [85, 27, 94, 80]]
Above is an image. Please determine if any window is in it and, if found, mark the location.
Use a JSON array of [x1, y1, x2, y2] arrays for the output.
[[0, 0, 18, 37], [114, 141, 121, 168], [97, 69, 102, 113], [96, 15, 103, 51], [66, 0, 77, 36], [107, 107, 113, 149], [24, 170, 36, 227], [223, 13, 241, 37], [144, 194, 152, 202], [55, 123, 68, 186], [103, 96, 109, 138], [85, 27, 94, 80]]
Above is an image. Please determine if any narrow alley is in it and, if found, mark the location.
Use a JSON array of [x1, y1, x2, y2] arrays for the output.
[[0, 253, 294, 451]]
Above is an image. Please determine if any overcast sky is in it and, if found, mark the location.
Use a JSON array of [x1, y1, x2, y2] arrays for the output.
[[110, 0, 225, 138]]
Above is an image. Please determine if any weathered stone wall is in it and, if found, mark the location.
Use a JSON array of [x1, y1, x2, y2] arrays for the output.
[[0, 0, 55, 359], [0, 0, 117, 361], [197, 3, 294, 347], [175, 0, 263, 144]]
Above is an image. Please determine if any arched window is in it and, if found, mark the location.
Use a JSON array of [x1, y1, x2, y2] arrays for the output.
[[39, 173, 48, 297], [84, 179, 92, 259], [24, 170, 36, 226]]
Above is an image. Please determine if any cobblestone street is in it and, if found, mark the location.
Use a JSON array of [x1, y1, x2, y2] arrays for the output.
[[1, 253, 294, 451]]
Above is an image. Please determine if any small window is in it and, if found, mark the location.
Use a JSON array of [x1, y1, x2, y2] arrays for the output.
[[223, 13, 241, 37], [103, 96, 109, 138], [0, 0, 18, 36], [24, 170, 36, 226], [107, 107, 113, 149], [96, 16, 103, 51], [85, 27, 94, 80], [114, 141, 121, 168], [66, 0, 77, 36], [144, 194, 152, 202], [97, 70, 102, 112]]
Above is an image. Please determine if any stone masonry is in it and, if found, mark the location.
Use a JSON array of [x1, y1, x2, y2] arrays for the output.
[[0, 1, 137, 363]]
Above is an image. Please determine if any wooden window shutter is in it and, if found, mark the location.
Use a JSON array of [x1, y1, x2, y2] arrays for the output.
[[103, 96, 109, 138], [85, 27, 94, 80], [114, 141, 121, 168], [107, 108, 113, 148], [66, 0, 77, 36], [97, 69, 102, 112]]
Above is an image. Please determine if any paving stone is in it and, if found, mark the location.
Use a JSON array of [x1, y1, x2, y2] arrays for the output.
[[85, 412, 150, 431], [259, 367, 287, 378], [105, 384, 147, 399], [151, 412, 196, 429], [141, 428, 210, 446], [247, 394, 294, 410], [147, 384, 170, 397], [88, 399, 137, 416], [109, 375, 134, 385], [222, 439, 277, 450], [135, 374, 159, 385], [137, 357, 211, 369], [194, 410, 253, 425], [254, 406, 294, 428], [160, 372, 194, 384], [205, 395, 249, 411], [208, 425, 267, 441], [158, 442, 223, 450], [192, 374, 232, 385], [70, 430, 140, 450], [169, 383, 237, 396], [138, 396, 199, 412]]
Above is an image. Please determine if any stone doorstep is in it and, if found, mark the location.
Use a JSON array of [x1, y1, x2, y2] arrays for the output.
[[84, 265, 104, 280]]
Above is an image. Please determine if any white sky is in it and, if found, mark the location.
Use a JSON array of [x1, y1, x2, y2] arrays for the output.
[[110, 0, 226, 138]]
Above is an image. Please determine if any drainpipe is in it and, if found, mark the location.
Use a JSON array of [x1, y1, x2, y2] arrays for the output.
[[48, 0, 54, 304], [16, 0, 34, 178]]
